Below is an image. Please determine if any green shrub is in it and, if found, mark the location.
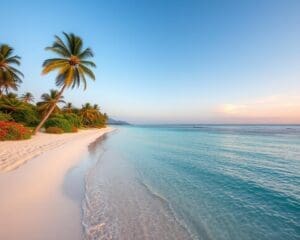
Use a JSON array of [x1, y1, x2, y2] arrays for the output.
[[0, 121, 31, 140], [0, 99, 40, 126], [63, 113, 82, 128], [51, 113, 82, 128], [51, 113, 64, 119], [92, 118, 106, 128], [12, 107, 40, 127], [44, 117, 72, 132], [0, 112, 12, 121], [46, 127, 64, 134]]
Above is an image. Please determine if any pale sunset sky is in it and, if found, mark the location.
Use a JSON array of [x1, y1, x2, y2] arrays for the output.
[[2, 0, 300, 124]]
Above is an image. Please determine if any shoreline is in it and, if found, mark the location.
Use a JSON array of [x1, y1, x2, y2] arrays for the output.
[[0, 128, 114, 172], [0, 127, 114, 240]]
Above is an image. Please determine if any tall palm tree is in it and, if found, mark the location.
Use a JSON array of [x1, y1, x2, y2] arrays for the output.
[[0, 44, 23, 96], [37, 89, 65, 117], [20, 92, 34, 103], [63, 102, 73, 113], [34, 32, 96, 134]]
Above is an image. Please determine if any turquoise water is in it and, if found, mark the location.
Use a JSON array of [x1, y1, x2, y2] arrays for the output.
[[83, 125, 300, 240]]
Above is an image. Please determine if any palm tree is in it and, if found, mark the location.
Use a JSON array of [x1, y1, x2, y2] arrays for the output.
[[0, 44, 23, 96], [20, 92, 34, 103], [37, 89, 65, 117], [92, 104, 102, 119], [34, 32, 96, 134], [63, 102, 73, 113], [0, 97, 24, 113], [6, 92, 18, 99], [93, 104, 100, 112], [80, 103, 96, 126]]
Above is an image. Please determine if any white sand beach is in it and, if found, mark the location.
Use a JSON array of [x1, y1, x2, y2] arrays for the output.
[[0, 128, 112, 172], [0, 127, 114, 240]]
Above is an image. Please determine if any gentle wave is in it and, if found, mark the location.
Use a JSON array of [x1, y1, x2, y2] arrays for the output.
[[81, 125, 300, 240], [137, 179, 197, 240]]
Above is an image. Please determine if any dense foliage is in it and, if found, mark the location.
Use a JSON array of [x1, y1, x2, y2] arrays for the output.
[[80, 103, 107, 127], [0, 121, 31, 140], [59, 113, 82, 128], [44, 117, 72, 133], [46, 127, 64, 134], [0, 92, 108, 135], [36, 89, 65, 117], [0, 112, 12, 121], [0, 97, 39, 126], [0, 94, 107, 131], [0, 36, 108, 139]]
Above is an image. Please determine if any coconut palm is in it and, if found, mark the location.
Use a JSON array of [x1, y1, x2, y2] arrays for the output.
[[92, 103, 103, 120], [0, 44, 23, 95], [80, 103, 96, 126], [0, 97, 24, 113], [34, 32, 96, 134], [1, 78, 18, 95], [20, 92, 34, 103], [37, 89, 65, 117], [6, 92, 18, 99], [93, 104, 100, 112], [63, 102, 73, 113]]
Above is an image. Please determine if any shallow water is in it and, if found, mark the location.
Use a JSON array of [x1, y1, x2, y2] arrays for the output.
[[82, 125, 300, 240]]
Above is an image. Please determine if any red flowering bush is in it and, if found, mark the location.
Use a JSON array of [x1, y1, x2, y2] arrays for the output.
[[0, 121, 32, 141]]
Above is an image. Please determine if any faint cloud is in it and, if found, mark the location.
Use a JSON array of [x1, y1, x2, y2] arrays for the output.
[[217, 95, 300, 123]]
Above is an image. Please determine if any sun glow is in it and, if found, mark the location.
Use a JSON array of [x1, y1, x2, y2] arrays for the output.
[[218, 95, 300, 123]]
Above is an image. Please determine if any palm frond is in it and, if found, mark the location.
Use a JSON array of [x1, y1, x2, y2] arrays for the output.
[[79, 64, 95, 80], [0, 44, 23, 93], [81, 60, 96, 67], [42, 32, 96, 90], [78, 48, 94, 59], [6, 56, 21, 65], [42, 60, 69, 74]]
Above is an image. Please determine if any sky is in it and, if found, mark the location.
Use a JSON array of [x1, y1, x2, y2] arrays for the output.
[[1, 0, 300, 124]]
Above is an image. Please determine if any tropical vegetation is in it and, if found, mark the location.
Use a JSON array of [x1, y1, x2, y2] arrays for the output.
[[0, 44, 23, 96], [34, 32, 96, 134], [20, 92, 34, 103], [0, 121, 31, 140], [0, 33, 108, 141]]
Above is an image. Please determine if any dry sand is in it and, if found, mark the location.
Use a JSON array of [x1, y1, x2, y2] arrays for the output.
[[0, 127, 114, 240], [0, 128, 113, 172]]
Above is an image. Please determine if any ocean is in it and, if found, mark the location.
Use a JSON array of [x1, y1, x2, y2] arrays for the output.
[[81, 125, 300, 240]]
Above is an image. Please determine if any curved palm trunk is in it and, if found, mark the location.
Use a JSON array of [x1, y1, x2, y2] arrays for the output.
[[33, 85, 66, 135]]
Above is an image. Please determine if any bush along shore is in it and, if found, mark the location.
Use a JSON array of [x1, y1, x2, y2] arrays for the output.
[[0, 93, 108, 140], [0, 32, 108, 140]]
